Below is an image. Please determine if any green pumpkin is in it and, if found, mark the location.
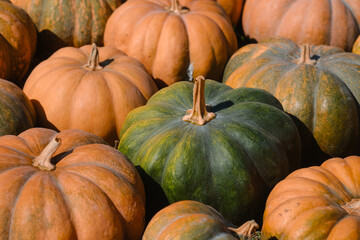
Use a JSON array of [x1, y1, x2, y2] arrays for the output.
[[223, 37, 360, 160], [0, 79, 36, 135], [118, 76, 301, 225], [11, 0, 123, 60]]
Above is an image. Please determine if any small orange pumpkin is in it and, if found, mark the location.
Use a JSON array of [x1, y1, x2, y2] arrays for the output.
[[23, 44, 158, 145], [0, 127, 146, 239]]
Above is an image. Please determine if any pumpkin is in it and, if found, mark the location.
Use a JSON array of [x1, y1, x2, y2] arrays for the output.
[[262, 156, 360, 240], [223, 38, 360, 161], [143, 200, 259, 240], [216, 0, 244, 26], [0, 78, 36, 135], [11, 0, 123, 60], [118, 75, 301, 225], [104, 0, 237, 87], [242, 0, 360, 51], [0, 127, 145, 239], [23, 44, 158, 145], [353, 35, 360, 54], [0, 0, 36, 86]]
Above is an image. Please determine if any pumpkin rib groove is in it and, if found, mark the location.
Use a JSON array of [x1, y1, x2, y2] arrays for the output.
[[53, 170, 126, 235], [311, 69, 322, 133], [338, 158, 359, 196], [8, 169, 38, 238], [274, 1, 298, 37]]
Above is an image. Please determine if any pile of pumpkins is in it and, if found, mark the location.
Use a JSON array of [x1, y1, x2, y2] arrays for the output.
[[1, 0, 360, 239]]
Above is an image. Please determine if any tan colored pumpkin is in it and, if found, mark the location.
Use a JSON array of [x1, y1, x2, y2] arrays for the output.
[[262, 156, 360, 240], [0, 0, 37, 86], [104, 0, 238, 87], [23, 44, 158, 145], [242, 0, 360, 51], [0, 127, 145, 239]]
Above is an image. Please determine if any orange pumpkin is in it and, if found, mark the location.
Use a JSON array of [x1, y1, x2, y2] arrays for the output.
[[216, 0, 244, 26], [23, 44, 158, 145], [262, 156, 360, 239], [0, 127, 145, 239], [353, 35, 360, 54], [242, 0, 360, 51], [143, 200, 259, 239], [0, 0, 37, 86], [104, 0, 238, 87]]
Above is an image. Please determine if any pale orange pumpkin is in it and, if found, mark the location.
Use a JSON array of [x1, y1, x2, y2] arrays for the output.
[[104, 0, 238, 87], [262, 156, 360, 239], [242, 0, 360, 51], [23, 44, 158, 145], [0, 127, 145, 239]]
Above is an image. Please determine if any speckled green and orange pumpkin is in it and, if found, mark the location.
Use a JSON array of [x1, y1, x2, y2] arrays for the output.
[[11, 0, 123, 59], [143, 200, 259, 240], [223, 38, 360, 161], [118, 76, 301, 225]]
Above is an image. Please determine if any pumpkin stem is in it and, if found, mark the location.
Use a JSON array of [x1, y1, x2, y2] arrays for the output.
[[341, 199, 360, 216], [297, 44, 316, 65], [32, 137, 61, 171], [183, 76, 216, 125], [166, 0, 189, 14], [85, 43, 103, 71], [228, 220, 259, 239]]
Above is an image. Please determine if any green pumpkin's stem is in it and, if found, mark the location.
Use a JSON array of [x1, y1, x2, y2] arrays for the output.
[[229, 220, 259, 239], [32, 137, 61, 171], [166, 0, 189, 14], [297, 44, 316, 65], [183, 76, 216, 125], [85, 43, 103, 71]]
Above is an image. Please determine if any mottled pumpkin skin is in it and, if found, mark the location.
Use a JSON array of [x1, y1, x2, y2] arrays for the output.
[[118, 79, 301, 225], [0, 79, 36, 136], [0, 128, 145, 240], [11, 0, 122, 59], [23, 44, 158, 145], [262, 156, 360, 240], [242, 0, 360, 51], [104, 0, 237, 87], [353, 35, 360, 54], [223, 38, 360, 159], [143, 200, 239, 240], [0, 0, 36, 86]]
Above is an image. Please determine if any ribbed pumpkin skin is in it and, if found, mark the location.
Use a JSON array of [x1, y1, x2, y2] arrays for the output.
[[262, 156, 360, 240], [23, 44, 158, 145], [118, 79, 301, 225], [143, 200, 239, 240], [0, 79, 36, 135], [0, 128, 145, 240], [0, 0, 36, 86], [217, 0, 244, 26], [242, 0, 360, 51], [11, 0, 122, 59], [104, 0, 237, 87], [223, 38, 360, 158]]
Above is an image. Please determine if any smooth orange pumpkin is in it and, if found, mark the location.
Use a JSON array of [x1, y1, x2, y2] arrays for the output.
[[262, 156, 360, 239], [242, 0, 360, 51], [104, 0, 238, 87], [353, 35, 360, 54], [216, 0, 244, 26], [23, 44, 158, 145], [0, 0, 36, 86], [0, 127, 145, 239]]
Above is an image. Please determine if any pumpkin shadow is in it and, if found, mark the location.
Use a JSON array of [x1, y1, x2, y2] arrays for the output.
[[135, 166, 169, 225], [30, 99, 59, 131], [288, 113, 330, 167], [36, 29, 67, 61], [211, 100, 234, 112]]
